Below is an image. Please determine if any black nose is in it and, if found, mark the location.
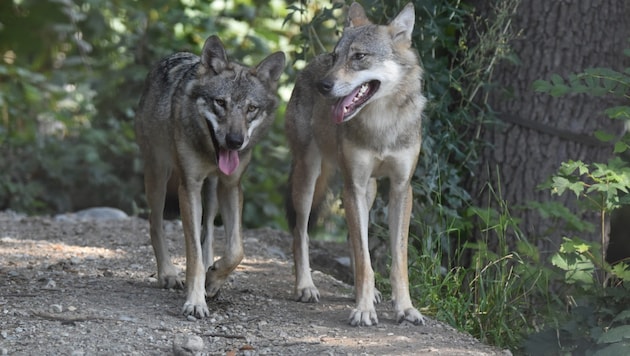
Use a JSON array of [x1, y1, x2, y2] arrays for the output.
[[317, 79, 333, 95], [225, 133, 244, 150]]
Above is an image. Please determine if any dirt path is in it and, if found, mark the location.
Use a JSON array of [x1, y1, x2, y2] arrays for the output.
[[0, 211, 509, 355]]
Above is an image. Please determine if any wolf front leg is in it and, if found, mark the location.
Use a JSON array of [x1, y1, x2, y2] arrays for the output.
[[205, 174, 244, 298], [388, 180, 425, 325], [178, 177, 210, 319], [340, 149, 378, 326], [344, 178, 378, 326]]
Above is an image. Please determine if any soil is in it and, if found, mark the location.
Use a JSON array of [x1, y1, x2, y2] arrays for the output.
[[0, 210, 511, 355]]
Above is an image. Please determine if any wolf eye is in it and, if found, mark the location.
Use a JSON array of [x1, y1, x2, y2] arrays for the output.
[[247, 105, 258, 113], [214, 98, 226, 108], [352, 53, 366, 60]]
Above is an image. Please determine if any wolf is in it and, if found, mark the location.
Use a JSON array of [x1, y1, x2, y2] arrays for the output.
[[135, 35, 285, 318], [285, 2, 426, 326]]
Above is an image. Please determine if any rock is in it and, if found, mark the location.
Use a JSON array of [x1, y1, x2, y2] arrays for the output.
[[54, 207, 128, 222], [172, 335, 204, 355]]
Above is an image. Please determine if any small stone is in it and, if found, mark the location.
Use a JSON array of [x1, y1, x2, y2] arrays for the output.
[[186, 315, 197, 322], [50, 304, 63, 313], [182, 335, 203, 351], [172, 334, 204, 356]]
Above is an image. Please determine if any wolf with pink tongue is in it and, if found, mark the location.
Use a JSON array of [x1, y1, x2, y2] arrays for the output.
[[135, 35, 285, 319]]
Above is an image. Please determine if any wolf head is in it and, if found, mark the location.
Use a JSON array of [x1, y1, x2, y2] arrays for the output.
[[189, 36, 285, 175], [317, 2, 417, 124]]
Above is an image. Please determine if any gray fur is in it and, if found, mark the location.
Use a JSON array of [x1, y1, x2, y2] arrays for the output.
[[135, 35, 285, 319], [285, 2, 426, 327]]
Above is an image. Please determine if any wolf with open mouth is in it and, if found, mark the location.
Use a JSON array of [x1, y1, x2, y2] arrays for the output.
[[135, 35, 285, 318], [285, 2, 426, 326]]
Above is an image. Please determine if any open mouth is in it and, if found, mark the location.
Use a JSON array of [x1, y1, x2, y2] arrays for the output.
[[206, 120, 240, 176], [331, 80, 380, 124]]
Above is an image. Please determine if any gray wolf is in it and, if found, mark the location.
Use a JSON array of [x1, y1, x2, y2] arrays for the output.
[[285, 2, 426, 326], [135, 35, 285, 318]]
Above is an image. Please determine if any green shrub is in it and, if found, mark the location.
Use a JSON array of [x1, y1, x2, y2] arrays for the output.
[[524, 44, 630, 355]]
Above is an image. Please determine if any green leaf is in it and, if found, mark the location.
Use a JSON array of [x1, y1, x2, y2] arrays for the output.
[[549, 84, 570, 97], [550, 73, 564, 85], [594, 342, 630, 356], [605, 106, 630, 120], [614, 141, 629, 154], [595, 130, 616, 143], [597, 325, 630, 344], [533, 79, 551, 93], [613, 309, 630, 323], [611, 264, 630, 282]]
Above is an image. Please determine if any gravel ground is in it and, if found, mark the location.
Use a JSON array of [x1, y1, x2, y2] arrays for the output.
[[0, 210, 510, 355]]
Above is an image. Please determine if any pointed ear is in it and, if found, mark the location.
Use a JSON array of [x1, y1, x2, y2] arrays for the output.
[[200, 35, 229, 74], [345, 2, 371, 28], [254, 52, 286, 87], [389, 3, 415, 44]]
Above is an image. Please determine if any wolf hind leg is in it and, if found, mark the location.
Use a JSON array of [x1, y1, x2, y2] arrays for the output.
[[201, 177, 218, 270], [288, 148, 332, 303], [145, 162, 183, 290], [205, 176, 244, 298]]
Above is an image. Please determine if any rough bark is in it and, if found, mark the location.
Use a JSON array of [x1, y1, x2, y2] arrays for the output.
[[467, 0, 629, 256]]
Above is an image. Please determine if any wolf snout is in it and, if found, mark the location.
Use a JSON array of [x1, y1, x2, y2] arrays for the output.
[[317, 79, 334, 95], [225, 133, 244, 150]]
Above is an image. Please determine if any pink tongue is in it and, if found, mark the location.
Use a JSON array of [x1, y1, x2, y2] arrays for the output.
[[218, 149, 239, 175], [331, 87, 362, 124]]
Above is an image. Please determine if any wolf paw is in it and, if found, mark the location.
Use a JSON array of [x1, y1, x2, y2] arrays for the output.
[[158, 274, 184, 290], [348, 308, 378, 326], [374, 288, 383, 304], [396, 307, 425, 325], [296, 287, 320, 303], [182, 301, 210, 319]]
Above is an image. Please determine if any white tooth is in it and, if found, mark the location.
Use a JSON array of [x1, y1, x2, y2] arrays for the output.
[[356, 83, 368, 99]]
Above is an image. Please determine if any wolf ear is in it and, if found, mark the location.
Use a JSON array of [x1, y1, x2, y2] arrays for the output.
[[389, 3, 415, 44], [200, 35, 229, 74], [346, 2, 371, 28], [254, 52, 286, 88]]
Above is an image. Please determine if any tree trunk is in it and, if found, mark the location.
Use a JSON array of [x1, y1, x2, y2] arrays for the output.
[[467, 0, 628, 257]]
